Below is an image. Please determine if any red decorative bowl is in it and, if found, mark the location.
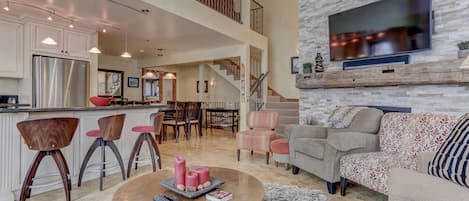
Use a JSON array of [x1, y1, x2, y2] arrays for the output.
[[89, 96, 113, 106]]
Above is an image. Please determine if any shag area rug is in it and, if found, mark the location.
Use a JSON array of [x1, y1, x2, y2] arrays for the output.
[[263, 183, 328, 201]]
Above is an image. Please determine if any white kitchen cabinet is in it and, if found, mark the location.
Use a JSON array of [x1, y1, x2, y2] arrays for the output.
[[64, 30, 90, 59], [32, 23, 63, 55], [0, 19, 23, 78], [31, 23, 90, 60]]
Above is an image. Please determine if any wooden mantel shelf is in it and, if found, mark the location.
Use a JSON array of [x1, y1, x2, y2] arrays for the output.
[[296, 59, 469, 89]]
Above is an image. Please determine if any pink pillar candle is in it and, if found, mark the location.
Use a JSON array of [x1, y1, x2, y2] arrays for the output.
[[192, 166, 211, 189], [185, 171, 199, 192], [174, 156, 186, 191]]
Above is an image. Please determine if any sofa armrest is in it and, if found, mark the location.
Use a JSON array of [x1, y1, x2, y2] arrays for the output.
[[389, 168, 469, 201], [287, 125, 327, 139], [326, 132, 378, 152], [416, 152, 435, 173]]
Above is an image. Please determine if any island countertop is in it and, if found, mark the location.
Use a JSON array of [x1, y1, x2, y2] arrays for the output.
[[0, 104, 169, 113]]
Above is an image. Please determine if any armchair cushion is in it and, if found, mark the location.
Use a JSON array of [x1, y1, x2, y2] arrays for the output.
[[287, 125, 327, 139], [291, 138, 326, 160], [416, 152, 434, 173], [340, 152, 416, 194], [236, 130, 276, 152], [389, 168, 469, 201], [326, 132, 378, 152]]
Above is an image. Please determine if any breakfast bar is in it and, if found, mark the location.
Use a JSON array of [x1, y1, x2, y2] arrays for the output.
[[0, 104, 167, 198]]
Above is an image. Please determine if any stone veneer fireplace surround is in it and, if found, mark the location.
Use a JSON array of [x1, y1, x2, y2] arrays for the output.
[[297, 0, 469, 125]]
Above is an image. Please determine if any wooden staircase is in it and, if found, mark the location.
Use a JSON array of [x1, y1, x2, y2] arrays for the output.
[[211, 57, 299, 134]]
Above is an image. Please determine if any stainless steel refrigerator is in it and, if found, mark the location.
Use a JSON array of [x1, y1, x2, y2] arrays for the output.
[[33, 56, 89, 108]]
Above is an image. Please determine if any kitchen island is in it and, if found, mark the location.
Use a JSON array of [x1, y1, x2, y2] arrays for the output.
[[0, 104, 168, 199]]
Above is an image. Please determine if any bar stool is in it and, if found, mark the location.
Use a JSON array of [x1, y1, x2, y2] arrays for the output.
[[17, 118, 79, 201], [77, 114, 126, 191], [127, 112, 164, 177]]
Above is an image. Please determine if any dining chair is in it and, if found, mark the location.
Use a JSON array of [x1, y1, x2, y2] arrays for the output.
[[185, 102, 202, 138], [162, 102, 187, 143]]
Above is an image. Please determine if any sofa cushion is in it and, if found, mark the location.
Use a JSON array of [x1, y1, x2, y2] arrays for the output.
[[347, 108, 384, 134], [428, 113, 469, 188], [340, 152, 416, 194], [379, 113, 458, 156], [292, 138, 326, 160], [328, 106, 353, 128]]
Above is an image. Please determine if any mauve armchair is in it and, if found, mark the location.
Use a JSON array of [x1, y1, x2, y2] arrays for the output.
[[236, 111, 279, 164]]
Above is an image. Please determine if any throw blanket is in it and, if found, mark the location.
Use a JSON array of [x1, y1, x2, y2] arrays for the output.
[[328, 106, 366, 128]]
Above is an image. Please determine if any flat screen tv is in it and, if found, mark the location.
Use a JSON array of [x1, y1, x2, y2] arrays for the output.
[[329, 0, 432, 61]]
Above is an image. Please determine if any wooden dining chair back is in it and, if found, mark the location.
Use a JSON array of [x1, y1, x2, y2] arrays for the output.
[[174, 102, 187, 122], [98, 114, 126, 141], [186, 102, 202, 121], [151, 112, 165, 135], [185, 102, 202, 136], [17, 118, 79, 151]]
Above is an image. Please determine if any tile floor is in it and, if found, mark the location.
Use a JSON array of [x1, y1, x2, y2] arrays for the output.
[[28, 129, 387, 201]]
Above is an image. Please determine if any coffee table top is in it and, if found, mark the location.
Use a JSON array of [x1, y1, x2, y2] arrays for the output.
[[112, 167, 265, 201]]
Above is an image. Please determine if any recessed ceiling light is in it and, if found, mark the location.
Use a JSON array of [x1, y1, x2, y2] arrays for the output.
[[102, 28, 107, 33], [69, 24, 74, 28], [47, 16, 53, 21], [139, 49, 145, 53]]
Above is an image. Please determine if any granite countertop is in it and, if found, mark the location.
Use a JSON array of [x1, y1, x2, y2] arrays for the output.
[[0, 104, 169, 113]]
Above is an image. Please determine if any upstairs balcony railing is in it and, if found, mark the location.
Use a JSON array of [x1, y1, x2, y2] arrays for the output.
[[196, 0, 242, 23], [195, 0, 263, 34], [250, 0, 263, 34]]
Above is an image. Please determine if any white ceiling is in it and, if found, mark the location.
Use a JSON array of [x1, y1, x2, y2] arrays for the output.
[[2, 0, 241, 57]]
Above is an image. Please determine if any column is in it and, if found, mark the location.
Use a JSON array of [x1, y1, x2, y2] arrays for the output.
[[239, 44, 251, 131], [198, 63, 206, 101]]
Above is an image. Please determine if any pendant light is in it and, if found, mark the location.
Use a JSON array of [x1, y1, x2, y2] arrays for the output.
[[88, 31, 102, 54], [41, 37, 57, 45], [3, 1, 9, 11], [120, 32, 131, 58]]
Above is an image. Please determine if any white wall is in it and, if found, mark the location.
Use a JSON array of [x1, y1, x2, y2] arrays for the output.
[[257, 0, 300, 99], [98, 54, 142, 100], [148, 64, 240, 102]]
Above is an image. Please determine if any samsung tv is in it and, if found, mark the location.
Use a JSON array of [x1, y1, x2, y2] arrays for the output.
[[329, 0, 432, 61]]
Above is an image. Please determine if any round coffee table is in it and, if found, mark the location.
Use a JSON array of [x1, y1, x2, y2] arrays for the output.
[[112, 167, 264, 201]]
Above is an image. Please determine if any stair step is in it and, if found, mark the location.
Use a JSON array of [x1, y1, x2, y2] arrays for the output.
[[267, 96, 281, 102], [265, 102, 299, 109], [279, 116, 299, 124], [263, 108, 299, 116]]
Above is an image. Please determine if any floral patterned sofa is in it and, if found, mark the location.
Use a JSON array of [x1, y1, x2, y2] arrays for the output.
[[339, 113, 459, 195]]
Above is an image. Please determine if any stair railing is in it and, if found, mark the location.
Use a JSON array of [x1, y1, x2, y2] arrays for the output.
[[250, 71, 269, 111]]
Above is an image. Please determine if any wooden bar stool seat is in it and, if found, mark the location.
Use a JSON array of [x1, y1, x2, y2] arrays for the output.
[[17, 118, 79, 201], [77, 114, 126, 191], [127, 112, 164, 178]]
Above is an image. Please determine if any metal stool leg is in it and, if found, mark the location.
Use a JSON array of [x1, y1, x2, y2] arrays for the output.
[[78, 138, 101, 187]]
